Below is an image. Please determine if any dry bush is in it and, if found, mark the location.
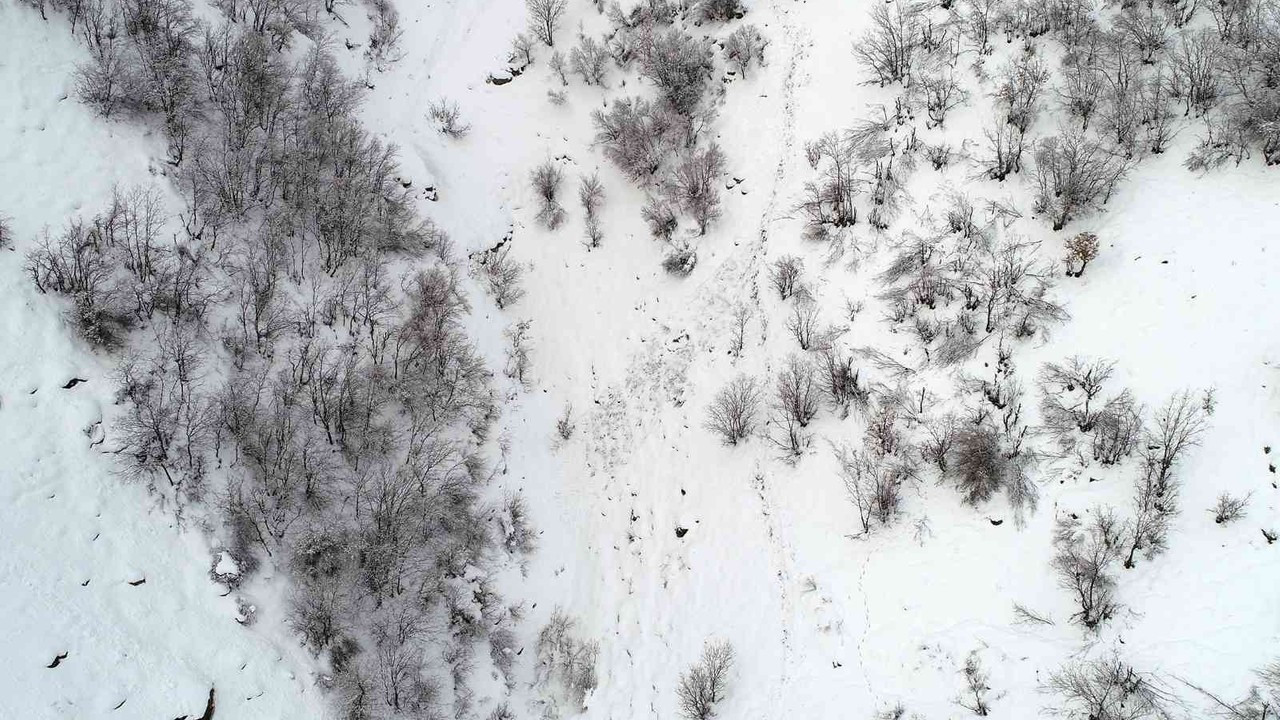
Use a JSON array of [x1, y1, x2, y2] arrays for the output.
[[1052, 509, 1126, 630], [531, 160, 566, 229], [1211, 492, 1250, 525], [706, 375, 761, 445], [428, 98, 471, 138], [1046, 656, 1176, 719]]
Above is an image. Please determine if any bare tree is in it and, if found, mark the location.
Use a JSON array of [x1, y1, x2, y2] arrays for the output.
[[570, 35, 609, 85], [1063, 231, 1099, 277], [770, 255, 804, 300], [1052, 509, 1126, 629], [531, 160, 566, 229], [1046, 656, 1176, 719], [526, 0, 567, 47], [855, 0, 920, 86], [776, 355, 821, 428], [724, 24, 769, 78], [1032, 131, 1130, 230], [706, 376, 761, 445], [579, 172, 605, 247], [676, 640, 734, 720], [1168, 29, 1222, 116], [666, 143, 725, 235], [995, 53, 1050, 132], [836, 445, 905, 534]]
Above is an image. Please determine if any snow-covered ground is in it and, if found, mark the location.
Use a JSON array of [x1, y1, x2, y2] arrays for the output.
[[3, 0, 1278, 718]]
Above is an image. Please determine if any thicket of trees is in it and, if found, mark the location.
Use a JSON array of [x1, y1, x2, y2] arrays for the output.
[[20, 1, 525, 718]]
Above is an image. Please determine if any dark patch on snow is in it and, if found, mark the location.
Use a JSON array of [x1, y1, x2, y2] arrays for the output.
[[128, 578, 146, 586], [62, 377, 87, 389], [47, 652, 68, 668], [675, 526, 689, 538]]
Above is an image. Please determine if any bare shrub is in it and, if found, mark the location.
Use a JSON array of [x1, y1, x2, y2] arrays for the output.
[[919, 67, 968, 127], [676, 640, 734, 720], [428, 98, 471, 138], [0, 213, 12, 249], [501, 493, 537, 555], [982, 121, 1027, 180], [527, 0, 567, 47], [666, 143, 725, 235], [958, 651, 993, 716], [641, 28, 715, 117], [531, 160, 566, 229], [706, 375, 761, 445], [1168, 29, 1222, 116], [820, 348, 868, 417], [837, 446, 905, 534], [1211, 492, 1250, 525], [1052, 509, 1126, 630], [643, 195, 680, 240], [725, 24, 768, 78], [770, 255, 804, 300], [510, 32, 535, 68], [696, 0, 744, 22], [855, 0, 920, 86], [555, 402, 575, 440], [579, 172, 606, 247], [593, 97, 676, 180], [776, 355, 821, 428], [1032, 131, 1130, 230], [570, 35, 609, 85], [948, 424, 1038, 517], [536, 610, 599, 711], [995, 53, 1050, 132], [662, 244, 698, 275], [504, 320, 533, 387], [1046, 656, 1176, 719], [476, 243, 525, 309], [366, 0, 405, 70]]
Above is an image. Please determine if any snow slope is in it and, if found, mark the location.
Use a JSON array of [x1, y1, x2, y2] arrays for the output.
[[3, 0, 1278, 718], [0, 5, 327, 718], [352, 0, 1280, 717]]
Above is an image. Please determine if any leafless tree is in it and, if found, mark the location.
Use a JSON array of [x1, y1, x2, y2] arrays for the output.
[[1046, 656, 1176, 719], [676, 640, 735, 720], [919, 67, 968, 127], [725, 24, 769, 78], [855, 0, 921, 86], [536, 610, 599, 711], [526, 0, 567, 47], [776, 355, 821, 428], [770, 255, 804, 300], [837, 445, 905, 534], [982, 121, 1027, 180], [570, 35, 609, 85], [1053, 509, 1127, 629], [995, 53, 1050, 132], [706, 375, 761, 445], [666, 143, 725, 234], [531, 160, 566, 229], [1168, 29, 1222, 116], [1033, 131, 1130, 230], [579, 172, 605, 247]]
